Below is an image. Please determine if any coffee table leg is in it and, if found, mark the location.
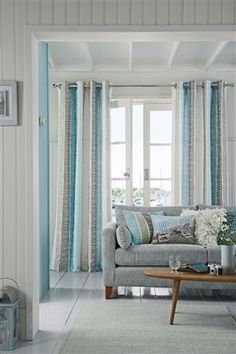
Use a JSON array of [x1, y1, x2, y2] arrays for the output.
[[169, 279, 181, 325]]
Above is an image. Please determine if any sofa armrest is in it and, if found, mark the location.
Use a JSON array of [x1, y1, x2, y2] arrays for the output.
[[103, 221, 117, 286]]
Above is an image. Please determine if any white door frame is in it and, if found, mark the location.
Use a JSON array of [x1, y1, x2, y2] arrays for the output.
[[25, 26, 235, 339]]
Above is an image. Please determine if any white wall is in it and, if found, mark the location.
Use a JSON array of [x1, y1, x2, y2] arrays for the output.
[[0, 0, 235, 340]]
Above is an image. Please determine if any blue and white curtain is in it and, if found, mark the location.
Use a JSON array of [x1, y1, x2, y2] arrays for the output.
[[51, 81, 111, 272], [173, 80, 228, 206]]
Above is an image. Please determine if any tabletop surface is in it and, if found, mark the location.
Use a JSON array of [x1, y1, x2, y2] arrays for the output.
[[143, 267, 236, 282]]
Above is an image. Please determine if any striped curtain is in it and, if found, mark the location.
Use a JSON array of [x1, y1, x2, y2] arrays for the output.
[[179, 80, 228, 206], [51, 81, 111, 272]]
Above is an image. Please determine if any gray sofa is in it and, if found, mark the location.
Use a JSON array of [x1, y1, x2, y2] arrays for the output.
[[103, 205, 236, 299]]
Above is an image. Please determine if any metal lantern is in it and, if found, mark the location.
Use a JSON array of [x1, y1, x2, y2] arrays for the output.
[[0, 278, 20, 351]]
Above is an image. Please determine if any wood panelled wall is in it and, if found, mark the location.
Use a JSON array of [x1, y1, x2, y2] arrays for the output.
[[0, 0, 235, 340]]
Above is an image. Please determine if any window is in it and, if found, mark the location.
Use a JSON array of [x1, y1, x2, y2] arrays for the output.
[[110, 99, 172, 209]]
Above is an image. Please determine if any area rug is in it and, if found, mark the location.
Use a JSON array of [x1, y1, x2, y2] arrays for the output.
[[59, 303, 236, 354]]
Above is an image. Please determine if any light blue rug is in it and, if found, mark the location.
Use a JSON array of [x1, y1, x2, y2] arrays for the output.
[[60, 303, 236, 354]]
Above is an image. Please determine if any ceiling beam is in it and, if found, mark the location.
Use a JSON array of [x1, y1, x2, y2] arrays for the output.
[[168, 41, 180, 69], [205, 41, 229, 71]]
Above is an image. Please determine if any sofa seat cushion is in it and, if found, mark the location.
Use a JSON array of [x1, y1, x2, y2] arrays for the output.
[[115, 244, 207, 266]]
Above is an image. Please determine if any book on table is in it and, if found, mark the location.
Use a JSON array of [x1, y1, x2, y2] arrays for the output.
[[178, 263, 208, 273]]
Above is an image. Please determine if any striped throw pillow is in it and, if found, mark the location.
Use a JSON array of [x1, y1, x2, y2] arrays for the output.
[[151, 215, 195, 237], [122, 210, 164, 245]]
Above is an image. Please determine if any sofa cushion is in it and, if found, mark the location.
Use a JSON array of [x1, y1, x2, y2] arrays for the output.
[[152, 223, 195, 245], [115, 205, 196, 225], [118, 210, 163, 245], [116, 225, 132, 249], [115, 244, 207, 266], [181, 208, 227, 247], [151, 214, 194, 235]]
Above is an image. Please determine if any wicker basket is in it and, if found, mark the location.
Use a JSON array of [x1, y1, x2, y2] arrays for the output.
[[0, 278, 20, 351]]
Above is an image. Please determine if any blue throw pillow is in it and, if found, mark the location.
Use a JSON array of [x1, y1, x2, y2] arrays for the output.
[[122, 210, 164, 245]]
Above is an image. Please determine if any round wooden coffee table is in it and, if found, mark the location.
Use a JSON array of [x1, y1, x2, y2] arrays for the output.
[[144, 267, 236, 325]]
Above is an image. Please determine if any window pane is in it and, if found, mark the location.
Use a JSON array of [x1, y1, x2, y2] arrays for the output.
[[132, 104, 143, 205], [112, 180, 126, 207], [111, 107, 125, 142], [150, 180, 171, 206], [150, 111, 172, 144], [111, 144, 126, 178], [150, 146, 171, 178], [132, 188, 144, 206]]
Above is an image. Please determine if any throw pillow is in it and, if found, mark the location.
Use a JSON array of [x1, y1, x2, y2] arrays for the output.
[[122, 210, 164, 245], [181, 208, 227, 247], [152, 222, 195, 244], [116, 225, 132, 249], [115, 206, 164, 225], [151, 214, 195, 236]]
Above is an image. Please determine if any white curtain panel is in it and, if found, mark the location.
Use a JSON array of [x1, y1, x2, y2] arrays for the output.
[[51, 83, 69, 271], [172, 80, 228, 206], [51, 81, 111, 272]]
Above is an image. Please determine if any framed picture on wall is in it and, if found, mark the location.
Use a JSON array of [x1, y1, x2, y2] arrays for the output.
[[0, 81, 17, 126]]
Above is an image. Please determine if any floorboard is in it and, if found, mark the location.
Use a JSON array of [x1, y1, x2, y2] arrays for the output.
[[12, 271, 236, 354]]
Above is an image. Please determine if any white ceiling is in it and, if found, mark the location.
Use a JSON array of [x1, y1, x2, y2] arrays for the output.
[[48, 40, 236, 72]]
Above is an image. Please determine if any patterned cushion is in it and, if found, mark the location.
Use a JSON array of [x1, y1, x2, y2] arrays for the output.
[[151, 215, 195, 237], [152, 222, 195, 244], [115, 206, 195, 229], [122, 210, 164, 245], [181, 208, 227, 247], [116, 225, 132, 249]]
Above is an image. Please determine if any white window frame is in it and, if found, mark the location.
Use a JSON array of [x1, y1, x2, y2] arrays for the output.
[[143, 101, 173, 206], [110, 98, 173, 206], [110, 99, 132, 205]]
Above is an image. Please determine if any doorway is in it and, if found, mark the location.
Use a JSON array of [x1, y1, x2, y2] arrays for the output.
[[31, 30, 235, 333]]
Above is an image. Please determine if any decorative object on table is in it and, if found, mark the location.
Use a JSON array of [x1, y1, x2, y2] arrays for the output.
[[0, 81, 17, 126], [179, 263, 208, 273], [207, 264, 223, 275], [0, 278, 20, 351], [220, 245, 235, 274], [217, 221, 236, 274], [169, 255, 181, 272]]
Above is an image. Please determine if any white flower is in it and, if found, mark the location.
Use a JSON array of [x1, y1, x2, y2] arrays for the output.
[[221, 224, 229, 232]]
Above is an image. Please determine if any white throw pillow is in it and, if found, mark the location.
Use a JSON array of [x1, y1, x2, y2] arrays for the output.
[[116, 224, 132, 249], [181, 208, 227, 247]]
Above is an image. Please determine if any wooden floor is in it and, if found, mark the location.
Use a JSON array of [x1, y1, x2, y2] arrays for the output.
[[10, 271, 236, 354]]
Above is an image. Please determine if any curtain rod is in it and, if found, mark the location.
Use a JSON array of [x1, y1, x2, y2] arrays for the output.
[[110, 84, 177, 88], [183, 82, 234, 88], [52, 82, 235, 89], [53, 83, 177, 89]]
